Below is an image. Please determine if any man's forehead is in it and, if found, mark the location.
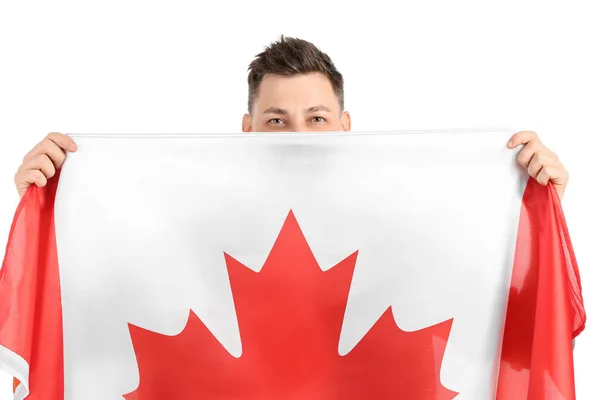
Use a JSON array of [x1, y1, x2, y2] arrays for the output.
[[254, 73, 339, 114]]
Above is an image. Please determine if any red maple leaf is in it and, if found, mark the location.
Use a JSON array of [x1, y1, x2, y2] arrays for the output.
[[124, 210, 457, 399]]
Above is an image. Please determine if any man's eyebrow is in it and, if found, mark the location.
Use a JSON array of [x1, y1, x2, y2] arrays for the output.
[[306, 105, 332, 113], [262, 107, 287, 115]]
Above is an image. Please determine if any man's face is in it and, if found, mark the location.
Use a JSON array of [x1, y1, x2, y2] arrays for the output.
[[242, 72, 351, 132]]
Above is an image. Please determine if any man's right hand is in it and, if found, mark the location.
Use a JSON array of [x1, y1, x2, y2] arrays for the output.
[[14, 132, 78, 199]]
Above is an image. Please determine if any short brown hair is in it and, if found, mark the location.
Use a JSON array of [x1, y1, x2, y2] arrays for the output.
[[247, 35, 344, 114]]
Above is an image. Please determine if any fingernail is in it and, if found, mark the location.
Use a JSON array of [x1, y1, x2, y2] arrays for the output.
[[506, 140, 513, 147]]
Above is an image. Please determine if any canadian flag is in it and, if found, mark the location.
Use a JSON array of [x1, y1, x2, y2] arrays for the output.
[[0, 130, 586, 399]]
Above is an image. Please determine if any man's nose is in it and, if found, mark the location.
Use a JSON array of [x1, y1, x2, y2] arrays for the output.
[[286, 118, 310, 132]]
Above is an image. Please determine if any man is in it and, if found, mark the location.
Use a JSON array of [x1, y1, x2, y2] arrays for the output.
[[13, 35, 569, 200]]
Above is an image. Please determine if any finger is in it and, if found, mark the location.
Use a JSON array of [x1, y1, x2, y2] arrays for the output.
[[23, 132, 77, 162], [22, 154, 57, 179], [516, 140, 542, 169], [47, 132, 78, 152], [16, 169, 48, 188], [507, 131, 539, 149], [536, 165, 567, 186], [526, 152, 561, 179], [527, 153, 543, 178], [24, 138, 68, 168]]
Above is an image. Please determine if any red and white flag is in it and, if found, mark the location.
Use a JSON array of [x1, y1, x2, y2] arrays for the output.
[[0, 130, 586, 399]]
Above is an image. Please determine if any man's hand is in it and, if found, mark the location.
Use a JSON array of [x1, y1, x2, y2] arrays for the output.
[[14, 132, 78, 199], [506, 130, 569, 200]]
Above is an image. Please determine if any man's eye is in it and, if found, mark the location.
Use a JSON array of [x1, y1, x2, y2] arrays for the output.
[[311, 117, 326, 123], [268, 118, 284, 124]]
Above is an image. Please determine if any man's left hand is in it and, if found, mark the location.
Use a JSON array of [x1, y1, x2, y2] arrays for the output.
[[506, 131, 569, 201]]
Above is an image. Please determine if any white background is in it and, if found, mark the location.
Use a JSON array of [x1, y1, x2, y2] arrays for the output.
[[0, 0, 598, 398]]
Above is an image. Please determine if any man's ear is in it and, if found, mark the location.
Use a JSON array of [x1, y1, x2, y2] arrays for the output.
[[341, 111, 351, 131], [242, 113, 252, 132]]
